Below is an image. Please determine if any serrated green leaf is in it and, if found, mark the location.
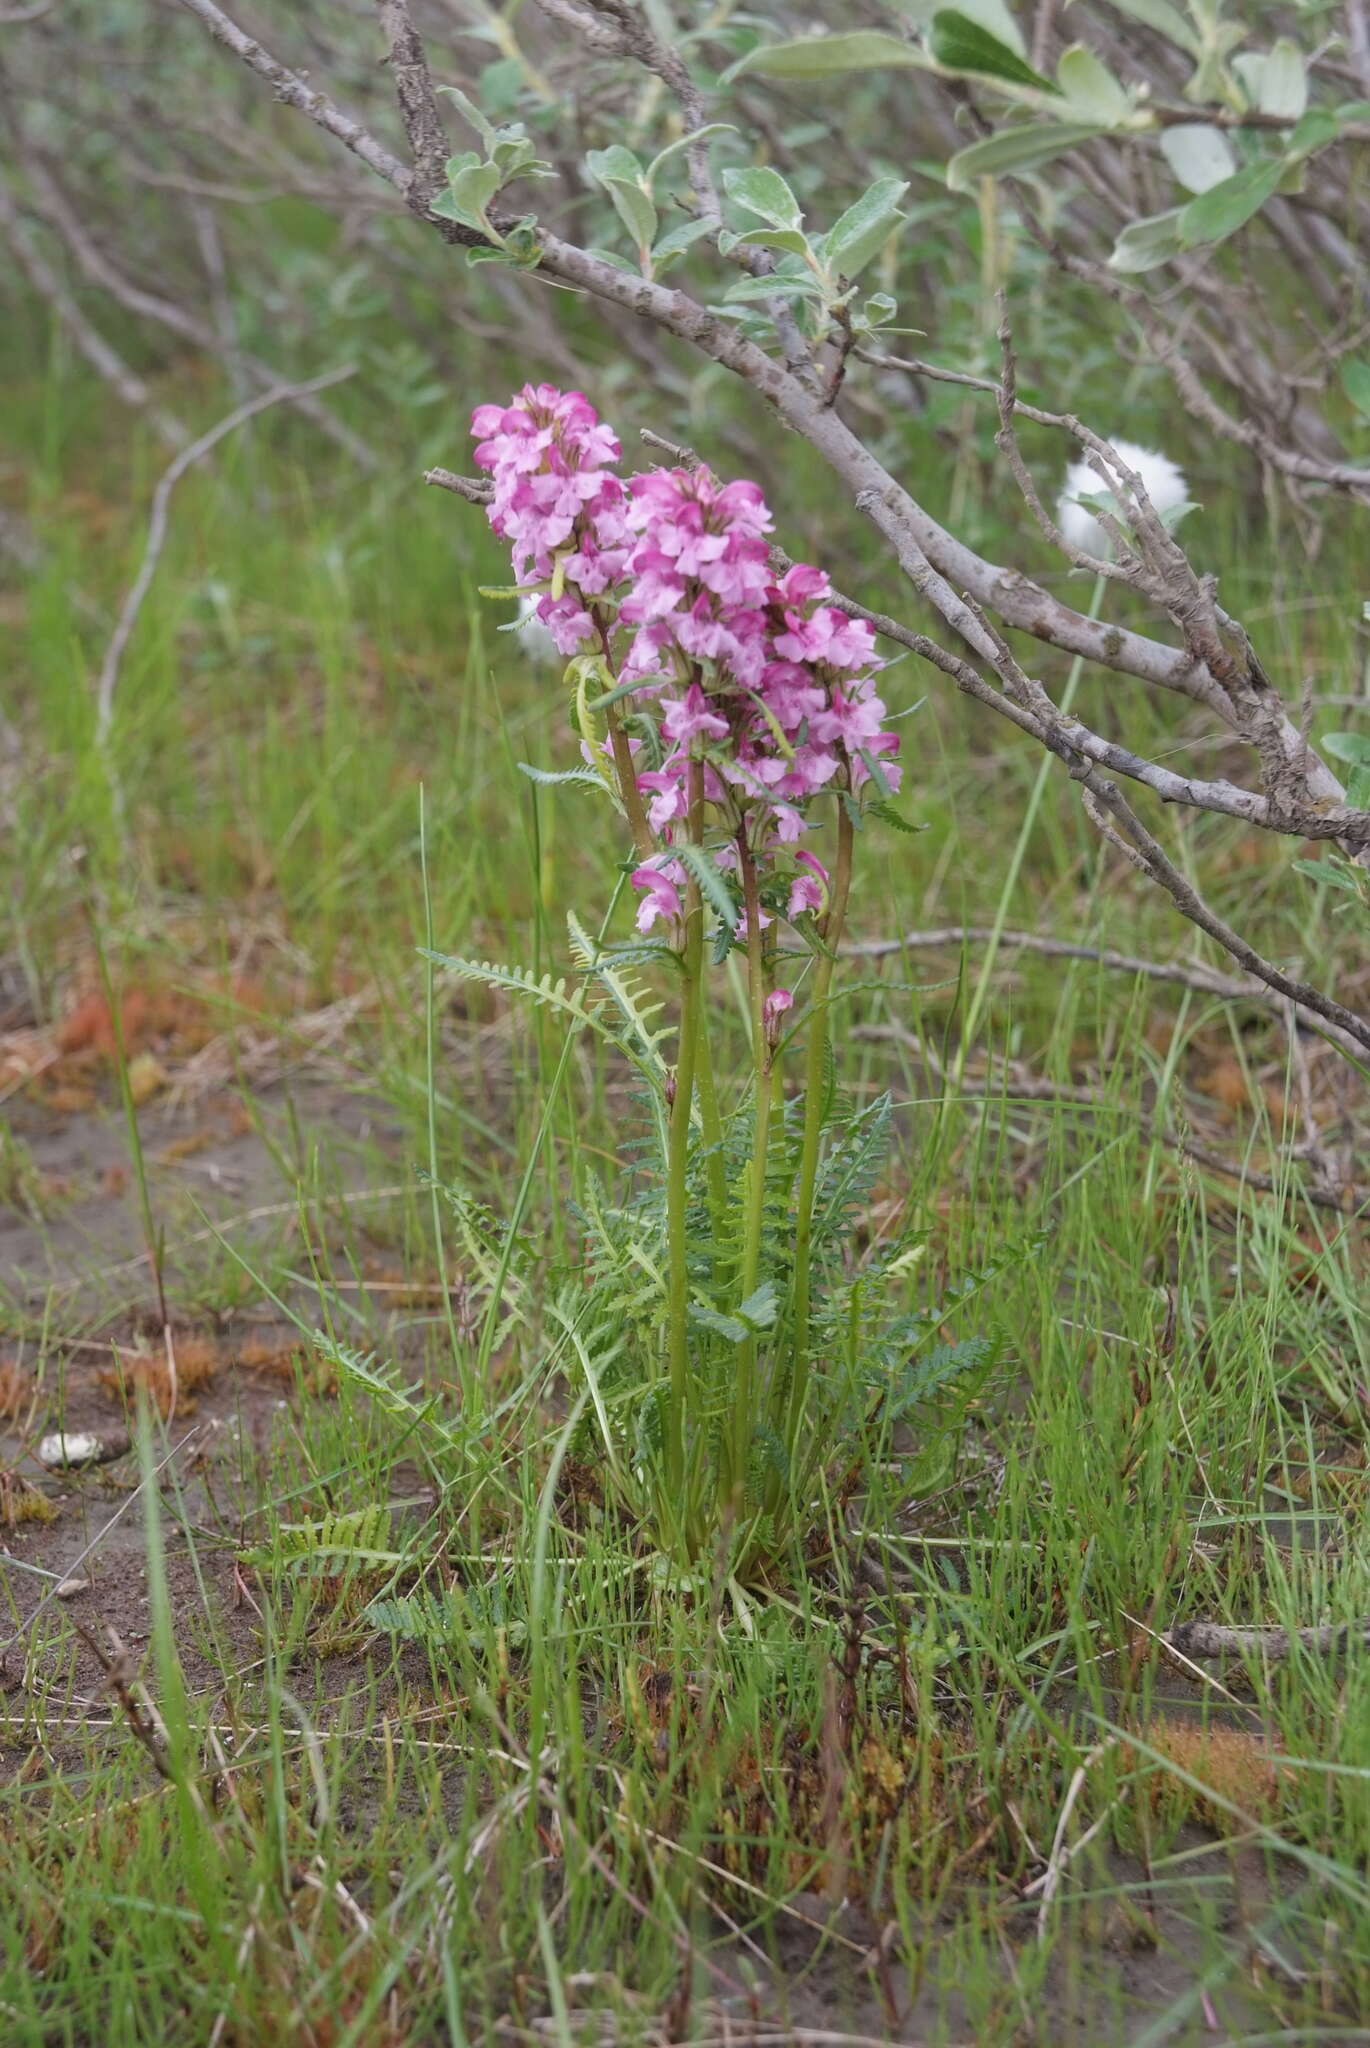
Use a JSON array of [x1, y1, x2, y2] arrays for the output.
[[676, 841, 742, 931], [689, 1299, 749, 1342], [242, 1502, 399, 1570], [1056, 44, 1130, 124], [878, 1336, 994, 1421], [722, 165, 804, 229], [566, 909, 674, 1066], [737, 1281, 779, 1329], [867, 798, 926, 835], [1179, 159, 1284, 247], [856, 747, 895, 797], [723, 31, 926, 83], [517, 762, 606, 791], [1108, 205, 1186, 271], [947, 120, 1105, 191], [930, 11, 1058, 92], [1158, 122, 1236, 194]]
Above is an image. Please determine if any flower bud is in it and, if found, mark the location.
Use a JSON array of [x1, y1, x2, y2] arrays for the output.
[[762, 988, 793, 1050]]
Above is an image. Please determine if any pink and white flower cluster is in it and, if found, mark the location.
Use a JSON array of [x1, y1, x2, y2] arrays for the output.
[[471, 385, 902, 934]]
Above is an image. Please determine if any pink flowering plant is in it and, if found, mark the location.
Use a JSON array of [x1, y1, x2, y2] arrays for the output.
[[441, 384, 987, 1571]]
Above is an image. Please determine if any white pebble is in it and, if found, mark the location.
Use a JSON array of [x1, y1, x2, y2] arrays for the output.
[[37, 1431, 130, 1470]]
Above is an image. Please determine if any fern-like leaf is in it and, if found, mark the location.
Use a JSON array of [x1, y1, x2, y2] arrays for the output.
[[241, 1502, 398, 1569]]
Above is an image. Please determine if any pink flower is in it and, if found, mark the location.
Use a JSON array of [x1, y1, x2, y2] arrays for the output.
[[636, 758, 690, 835], [809, 688, 892, 753], [773, 562, 831, 607], [773, 604, 879, 674], [536, 593, 595, 655], [787, 850, 828, 920], [757, 660, 825, 733], [631, 855, 686, 932], [662, 684, 730, 749]]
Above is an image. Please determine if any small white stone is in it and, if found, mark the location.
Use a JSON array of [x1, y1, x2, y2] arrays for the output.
[[37, 1430, 130, 1470], [56, 1576, 90, 1599]]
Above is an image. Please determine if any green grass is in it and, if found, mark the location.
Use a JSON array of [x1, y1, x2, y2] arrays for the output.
[[2, 319, 1368, 2044]]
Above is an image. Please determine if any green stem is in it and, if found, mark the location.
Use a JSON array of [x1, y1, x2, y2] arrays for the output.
[[664, 759, 705, 1508], [607, 709, 655, 861], [733, 822, 772, 1505], [592, 611, 654, 860], [784, 793, 855, 1458], [694, 1013, 729, 1226]]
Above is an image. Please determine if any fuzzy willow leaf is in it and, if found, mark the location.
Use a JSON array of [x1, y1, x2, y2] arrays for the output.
[[1158, 123, 1236, 195], [1179, 160, 1284, 248], [947, 120, 1105, 191], [1108, 206, 1185, 273], [723, 31, 927, 83], [929, 13, 1058, 94], [818, 178, 909, 276], [1096, 0, 1198, 55], [722, 165, 804, 230], [1055, 45, 1130, 124]]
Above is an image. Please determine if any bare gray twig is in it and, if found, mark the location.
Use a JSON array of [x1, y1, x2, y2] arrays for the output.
[[95, 367, 355, 742]]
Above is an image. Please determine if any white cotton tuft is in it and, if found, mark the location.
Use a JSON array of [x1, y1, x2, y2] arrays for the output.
[[514, 593, 559, 667], [1055, 440, 1189, 559]]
